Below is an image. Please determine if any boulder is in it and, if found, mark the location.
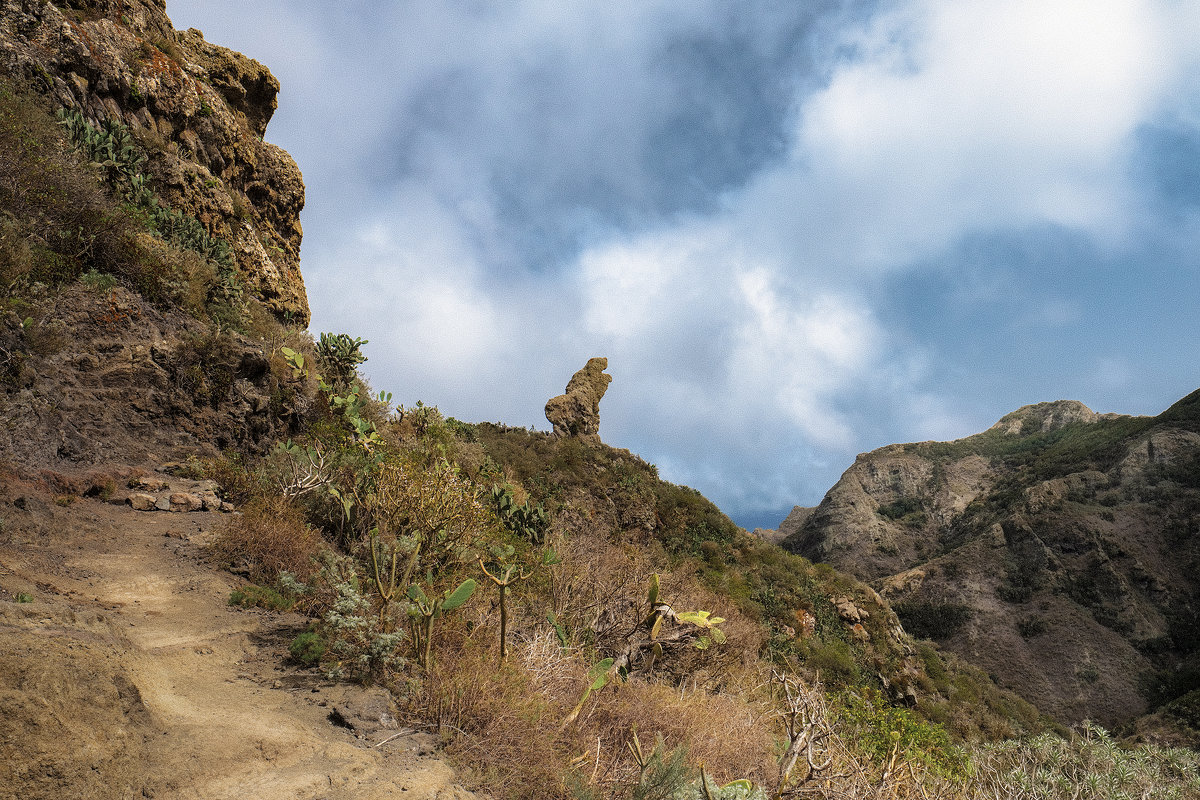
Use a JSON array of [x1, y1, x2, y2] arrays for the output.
[[168, 492, 203, 512], [127, 493, 157, 511], [130, 477, 169, 492], [324, 685, 400, 739], [545, 357, 612, 442], [833, 597, 867, 623]]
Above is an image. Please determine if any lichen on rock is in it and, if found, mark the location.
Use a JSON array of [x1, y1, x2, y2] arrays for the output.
[[545, 357, 611, 442]]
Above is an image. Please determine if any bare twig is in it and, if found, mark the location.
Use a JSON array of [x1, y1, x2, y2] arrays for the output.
[[371, 728, 416, 748]]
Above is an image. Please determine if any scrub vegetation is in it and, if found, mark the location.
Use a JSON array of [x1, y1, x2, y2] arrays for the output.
[[1, 39, 1197, 800]]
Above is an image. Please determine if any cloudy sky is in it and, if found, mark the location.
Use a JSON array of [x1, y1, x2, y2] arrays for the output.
[[168, 0, 1200, 530]]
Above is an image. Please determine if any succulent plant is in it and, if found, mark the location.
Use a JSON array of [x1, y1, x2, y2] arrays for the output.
[[315, 332, 368, 386], [407, 578, 477, 671], [490, 484, 549, 544], [56, 108, 235, 278]]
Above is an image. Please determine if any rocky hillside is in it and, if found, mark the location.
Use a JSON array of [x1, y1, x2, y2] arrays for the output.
[[9, 3, 1200, 798], [782, 391, 1200, 731], [0, 0, 320, 474], [0, 0, 307, 322]]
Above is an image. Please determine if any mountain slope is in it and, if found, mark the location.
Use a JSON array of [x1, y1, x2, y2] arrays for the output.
[[783, 392, 1200, 729], [7, 3, 1200, 798]]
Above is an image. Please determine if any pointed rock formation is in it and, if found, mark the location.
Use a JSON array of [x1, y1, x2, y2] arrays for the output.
[[545, 357, 611, 442]]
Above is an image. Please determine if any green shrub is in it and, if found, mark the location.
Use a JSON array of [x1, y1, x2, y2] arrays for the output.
[[1017, 615, 1048, 638], [802, 638, 859, 684], [877, 497, 925, 524], [289, 631, 326, 666], [996, 582, 1034, 604], [200, 451, 266, 505], [917, 643, 948, 686], [894, 600, 974, 640], [0, 81, 139, 293], [837, 687, 968, 779], [171, 327, 244, 408], [0, 80, 246, 324], [228, 584, 294, 612], [79, 268, 118, 293]]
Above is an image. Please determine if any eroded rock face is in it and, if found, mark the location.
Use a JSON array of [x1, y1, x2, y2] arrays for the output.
[[988, 400, 1101, 435], [782, 391, 1200, 729], [545, 357, 611, 442], [0, 0, 309, 323], [0, 286, 313, 470]]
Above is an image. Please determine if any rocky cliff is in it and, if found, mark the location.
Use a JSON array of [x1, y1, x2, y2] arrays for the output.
[[0, 0, 321, 473], [0, 0, 308, 323], [783, 392, 1200, 730]]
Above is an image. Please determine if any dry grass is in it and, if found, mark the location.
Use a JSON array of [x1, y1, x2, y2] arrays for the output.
[[414, 606, 778, 800], [416, 629, 571, 799], [210, 494, 321, 584], [401, 512, 783, 799], [583, 679, 776, 791], [200, 450, 265, 505]]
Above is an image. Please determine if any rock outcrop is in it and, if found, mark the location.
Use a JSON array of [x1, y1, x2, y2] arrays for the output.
[[782, 392, 1200, 728], [545, 357, 611, 442], [0, 0, 308, 322], [987, 399, 1104, 435], [0, 286, 314, 470]]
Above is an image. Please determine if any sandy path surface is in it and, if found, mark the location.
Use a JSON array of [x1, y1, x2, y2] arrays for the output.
[[0, 493, 476, 800]]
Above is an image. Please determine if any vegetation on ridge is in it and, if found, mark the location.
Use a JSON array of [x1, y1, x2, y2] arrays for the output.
[[1, 45, 1197, 800], [191, 342, 1197, 799], [784, 390, 1200, 735]]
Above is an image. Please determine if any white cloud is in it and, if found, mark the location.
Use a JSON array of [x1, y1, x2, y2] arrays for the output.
[[306, 194, 511, 411], [741, 0, 1180, 273], [166, 0, 1200, 524], [312, 0, 1200, 518], [730, 269, 877, 447], [569, 224, 884, 512]]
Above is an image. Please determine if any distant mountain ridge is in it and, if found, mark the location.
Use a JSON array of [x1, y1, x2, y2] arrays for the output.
[[782, 390, 1200, 731]]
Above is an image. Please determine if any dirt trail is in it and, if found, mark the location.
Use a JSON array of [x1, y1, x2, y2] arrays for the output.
[[0, 490, 476, 800]]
